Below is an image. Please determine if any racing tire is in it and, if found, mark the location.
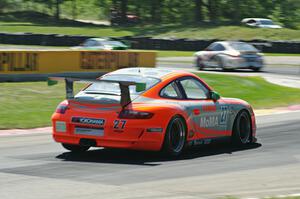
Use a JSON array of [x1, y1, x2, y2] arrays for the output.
[[62, 143, 90, 153], [217, 57, 229, 71], [251, 67, 261, 72], [232, 110, 251, 146], [196, 57, 205, 70], [162, 116, 187, 157]]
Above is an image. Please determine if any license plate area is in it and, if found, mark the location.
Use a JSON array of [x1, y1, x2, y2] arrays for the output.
[[75, 126, 104, 136]]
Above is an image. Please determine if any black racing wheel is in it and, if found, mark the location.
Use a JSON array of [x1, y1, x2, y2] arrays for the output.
[[232, 110, 251, 145], [162, 116, 187, 157]]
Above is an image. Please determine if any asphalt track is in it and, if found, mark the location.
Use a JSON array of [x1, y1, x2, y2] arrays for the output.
[[157, 56, 300, 88], [0, 111, 300, 199], [1, 54, 300, 198], [157, 56, 300, 76]]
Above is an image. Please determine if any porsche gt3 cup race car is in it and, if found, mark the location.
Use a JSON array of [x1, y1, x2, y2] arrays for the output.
[[50, 68, 256, 156], [194, 41, 264, 71]]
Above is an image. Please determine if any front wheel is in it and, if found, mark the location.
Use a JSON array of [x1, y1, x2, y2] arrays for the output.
[[232, 110, 251, 145], [251, 67, 261, 72], [196, 57, 205, 70], [216, 57, 229, 71], [62, 143, 90, 153], [162, 116, 186, 157]]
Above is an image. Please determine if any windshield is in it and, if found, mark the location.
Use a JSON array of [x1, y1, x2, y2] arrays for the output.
[[79, 74, 160, 96], [260, 20, 274, 25], [100, 41, 125, 46], [230, 42, 258, 52]]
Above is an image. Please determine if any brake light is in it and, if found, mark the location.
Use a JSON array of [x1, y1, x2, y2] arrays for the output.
[[118, 110, 154, 119], [55, 102, 69, 114]]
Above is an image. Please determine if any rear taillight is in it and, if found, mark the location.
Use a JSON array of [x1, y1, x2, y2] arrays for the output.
[[55, 102, 69, 114], [118, 109, 154, 119]]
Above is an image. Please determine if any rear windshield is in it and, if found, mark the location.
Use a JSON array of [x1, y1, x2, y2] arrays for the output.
[[81, 74, 160, 96], [230, 43, 257, 52]]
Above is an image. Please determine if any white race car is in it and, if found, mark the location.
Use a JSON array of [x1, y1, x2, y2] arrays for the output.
[[194, 41, 264, 71], [241, 18, 282, 29]]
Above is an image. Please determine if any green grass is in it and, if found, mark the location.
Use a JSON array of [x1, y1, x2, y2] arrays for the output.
[[0, 82, 66, 129], [1, 74, 300, 129], [1, 20, 300, 41], [0, 22, 133, 37], [197, 73, 300, 108]]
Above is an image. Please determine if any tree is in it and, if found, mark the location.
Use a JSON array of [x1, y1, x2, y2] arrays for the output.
[[207, 0, 219, 23], [194, 0, 203, 23], [120, 0, 127, 22], [26, 0, 67, 20], [151, 0, 163, 23]]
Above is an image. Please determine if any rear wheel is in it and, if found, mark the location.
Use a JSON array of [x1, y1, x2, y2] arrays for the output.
[[217, 57, 229, 71], [62, 143, 90, 153], [162, 116, 186, 157], [232, 110, 251, 145]]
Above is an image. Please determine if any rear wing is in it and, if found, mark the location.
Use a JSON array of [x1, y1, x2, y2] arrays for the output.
[[47, 77, 146, 107]]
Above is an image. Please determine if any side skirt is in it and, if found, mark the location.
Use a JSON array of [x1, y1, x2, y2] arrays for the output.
[[187, 136, 231, 147]]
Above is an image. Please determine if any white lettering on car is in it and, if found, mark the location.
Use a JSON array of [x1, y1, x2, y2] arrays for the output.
[[200, 116, 219, 128]]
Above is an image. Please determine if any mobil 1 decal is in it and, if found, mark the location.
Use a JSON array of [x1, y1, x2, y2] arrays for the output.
[[199, 105, 228, 128]]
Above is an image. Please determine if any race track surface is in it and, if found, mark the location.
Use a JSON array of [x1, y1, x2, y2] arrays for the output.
[[0, 111, 300, 199], [157, 56, 300, 88]]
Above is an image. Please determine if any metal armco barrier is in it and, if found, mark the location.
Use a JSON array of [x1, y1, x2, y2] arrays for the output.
[[0, 50, 156, 75]]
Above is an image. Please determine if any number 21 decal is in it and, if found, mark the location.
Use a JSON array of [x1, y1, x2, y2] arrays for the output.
[[113, 120, 127, 129], [220, 106, 228, 124]]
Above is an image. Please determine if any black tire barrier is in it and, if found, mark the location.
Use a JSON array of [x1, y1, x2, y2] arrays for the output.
[[0, 32, 299, 53]]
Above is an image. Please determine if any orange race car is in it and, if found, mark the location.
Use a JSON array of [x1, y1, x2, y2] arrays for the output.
[[50, 68, 256, 156]]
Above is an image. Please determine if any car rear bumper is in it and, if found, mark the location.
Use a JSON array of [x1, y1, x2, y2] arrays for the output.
[[224, 57, 264, 69], [53, 129, 164, 151]]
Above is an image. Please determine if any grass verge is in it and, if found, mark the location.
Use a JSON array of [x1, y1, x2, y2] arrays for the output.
[[0, 20, 300, 41], [1, 74, 300, 129]]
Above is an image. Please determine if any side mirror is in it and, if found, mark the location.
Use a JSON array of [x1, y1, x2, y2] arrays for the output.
[[210, 91, 220, 101], [47, 78, 58, 86]]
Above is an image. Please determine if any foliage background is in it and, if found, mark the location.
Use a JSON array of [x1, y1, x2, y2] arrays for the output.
[[0, 0, 299, 29]]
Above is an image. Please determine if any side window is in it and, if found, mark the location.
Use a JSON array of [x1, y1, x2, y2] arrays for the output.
[[206, 43, 215, 51], [212, 44, 225, 51], [84, 40, 96, 47], [180, 78, 209, 100], [160, 82, 181, 99], [247, 19, 256, 24]]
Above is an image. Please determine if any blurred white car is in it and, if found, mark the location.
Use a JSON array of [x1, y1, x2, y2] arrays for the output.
[[241, 18, 282, 29], [194, 41, 264, 71], [72, 38, 129, 50]]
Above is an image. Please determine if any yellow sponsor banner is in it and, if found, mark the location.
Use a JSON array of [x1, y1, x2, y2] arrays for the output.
[[0, 50, 156, 74]]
